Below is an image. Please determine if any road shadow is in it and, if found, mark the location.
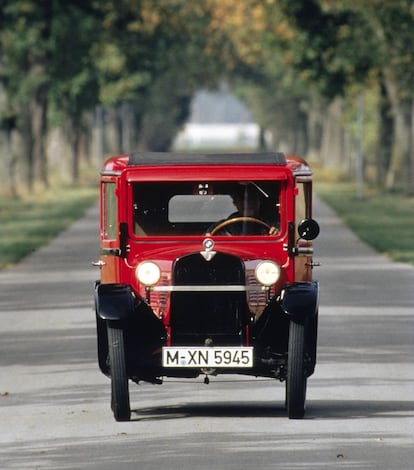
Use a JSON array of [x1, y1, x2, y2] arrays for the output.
[[131, 401, 287, 421], [130, 399, 414, 422], [307, 399, 414, 420]]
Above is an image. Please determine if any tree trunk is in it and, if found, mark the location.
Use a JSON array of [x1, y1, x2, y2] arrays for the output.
[[66, 114, 82, 183], [0, 115, 18, 196], [95, 106, 105, 169], [410, 100, 414, 193], [1, 129, 17, 197], [306, 105, 323, 163], [294, 107, 308, 157], [385, 101, 411, 192], [70, 125, 81, 183], [120, 102, 131, 153], [319, 98, 347, 170], [31, 86, 49, 189], [115, 106, 123, 154], [383, 67, 412, 192], [258, 126, 267, 151], [377, 77, 394, 188], [19, 103, 35, 192]]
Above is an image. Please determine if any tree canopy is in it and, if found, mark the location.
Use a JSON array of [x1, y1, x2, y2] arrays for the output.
[[0, 0, 413, 193]]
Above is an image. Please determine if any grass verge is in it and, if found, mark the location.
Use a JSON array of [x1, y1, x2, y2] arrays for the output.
[[315, 181, 414, 265], [0, 186, 98, 269]]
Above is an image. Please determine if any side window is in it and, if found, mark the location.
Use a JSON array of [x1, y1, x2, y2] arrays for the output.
[[102, 182, 117, 240], [295, 182, 311, 228]]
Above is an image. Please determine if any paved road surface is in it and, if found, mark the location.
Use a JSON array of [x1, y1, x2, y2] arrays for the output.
[[0, 199, 413, 469]]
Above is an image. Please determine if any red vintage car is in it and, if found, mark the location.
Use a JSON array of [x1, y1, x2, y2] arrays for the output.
[[94, 152, 320, 421]]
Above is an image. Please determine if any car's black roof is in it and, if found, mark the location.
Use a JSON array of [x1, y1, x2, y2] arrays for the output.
[[128, 152, 286, 166]]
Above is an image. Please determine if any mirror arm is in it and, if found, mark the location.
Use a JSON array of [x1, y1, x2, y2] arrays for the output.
[[288, 222, 297, 257], [119, 222, 129, 258]]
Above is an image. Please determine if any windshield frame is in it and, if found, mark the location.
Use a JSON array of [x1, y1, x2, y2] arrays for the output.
[[127, 175, 288, 240]]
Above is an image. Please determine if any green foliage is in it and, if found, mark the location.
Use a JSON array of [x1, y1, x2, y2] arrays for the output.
[[48, 2, 102, 114], [317, 182, 414, 265], [1, 0, 414, 192], [0, 186, 97, 269], [0, 0, 233, 189], [274, 0, 379, 98]]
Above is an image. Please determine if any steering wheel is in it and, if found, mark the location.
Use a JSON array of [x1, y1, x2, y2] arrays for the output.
[[209, 216, 271, 235]]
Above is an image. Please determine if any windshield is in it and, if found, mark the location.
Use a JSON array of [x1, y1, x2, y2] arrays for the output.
[[132, 181, 281, 236]]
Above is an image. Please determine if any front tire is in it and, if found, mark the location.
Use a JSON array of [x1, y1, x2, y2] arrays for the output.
[[286, 320, 307, 419], [107, 323, 131, 421]]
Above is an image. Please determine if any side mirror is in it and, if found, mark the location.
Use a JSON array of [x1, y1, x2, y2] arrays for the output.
[[298, 218, 320, 240]]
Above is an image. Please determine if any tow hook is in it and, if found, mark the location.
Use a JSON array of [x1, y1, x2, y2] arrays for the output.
[[201, 368, 217, 384]]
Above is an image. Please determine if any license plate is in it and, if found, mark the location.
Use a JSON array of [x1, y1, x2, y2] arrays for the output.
[[162, 346, 253, 368]]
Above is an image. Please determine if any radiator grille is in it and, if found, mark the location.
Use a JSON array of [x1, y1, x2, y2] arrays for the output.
[[170, 253, 247, 345]]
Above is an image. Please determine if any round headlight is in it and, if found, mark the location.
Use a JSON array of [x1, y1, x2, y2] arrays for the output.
[[136, 261, 161, 286], [255, 261, 280, 286]]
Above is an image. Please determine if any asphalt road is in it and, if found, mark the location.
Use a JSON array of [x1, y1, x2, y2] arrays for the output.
[[0, 198, 413, 470]]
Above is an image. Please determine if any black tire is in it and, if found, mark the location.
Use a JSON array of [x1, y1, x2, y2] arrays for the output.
[[286, 320, 307, 419], [96, 313, 109, 375], [107, 323, 131, 421]]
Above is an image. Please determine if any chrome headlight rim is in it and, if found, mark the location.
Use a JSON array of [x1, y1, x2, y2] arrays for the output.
[[255, 260, 280, 287], [135, 261, 161, 286]]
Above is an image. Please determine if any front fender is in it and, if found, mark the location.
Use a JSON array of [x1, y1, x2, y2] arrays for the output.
[[95, 283, 134, 321], [278, 281, 319, 324]]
